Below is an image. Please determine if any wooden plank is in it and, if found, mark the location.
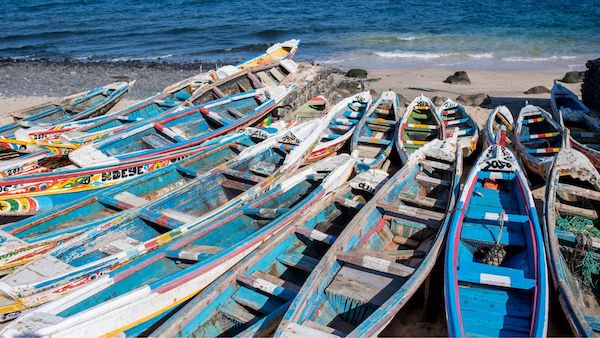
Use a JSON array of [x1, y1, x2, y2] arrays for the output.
[[420, 159, 452, 171], [162, 209, 196, 223], [337, 252, 415, 277], [415, 174, 450, 188], [397, 192, 447, 210], [378, 201, 445, 221], [295, 227, 337, 245], [304, 321, 345, 336], [212, 87, 226, 98], [555, 229, 600, 251], [236, 273, 298, 300], [356, 248, 417, 261], [251, 271, 302, 293], [283, 322, 340, 338], [256, 72, 277, 86], [385, 215, 440, 233], [334, 196, 364, 210], [556, 183, 600, 201], [269, 68, 286, 82], [227, 108, 245, 118], [325, 266, 400, 306], [392, 235, 419, 248], [277, 251, 319, 272], [113, 191, 148, 207], [366, 123, 395, 133], [218, 300, 256, 323], [556, 201, 598, 220], [246, 72, 264, 88], [222, 168, 263, 183]]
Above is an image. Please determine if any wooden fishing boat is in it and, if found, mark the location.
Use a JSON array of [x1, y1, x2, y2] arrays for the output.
[[68, 85, 294, 167], [551, 81, 600, 168], [544, 142, 600, 337], [350, 90, 402, 171], [308, 92, 372, 161], [484, 105, 514, 148], [1, 154, 354, 337], [0, 120, 324, 320], [236, 39, 299, 70], [275, 135, 462, 337], [0, 133, 245, 216], [515, 104, 565, 177], [440, 98, 479, 157], [16, 60, 298, 156], [0, 82, 132, 151], [153, 183, 368, 337], [396, 94, 444, 164], [445, 140, 548, 337]]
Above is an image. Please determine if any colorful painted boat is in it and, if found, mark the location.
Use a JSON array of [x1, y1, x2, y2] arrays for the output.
[[68, 85, 294, 167], [308, 92, 371, 162], [396, 94, 444, 164], [236, 39, 299, 70], [515, 104, 565, 177], [275, 135, 462, 337], [10, 40, 299, 154], [153, 183, 367, 337], [440, 98, 479, 157], [544, 141, 600, 337], [17, 61, 298, 156], [484, 105, 514, 148], [551, 81, 600, 168], [0, 119, 324, 321], [445, 140, 548, 337], [0, 131, 263, 275], [0, 82, 132, 151], [1, 154, 354, 337], [0, 138, 239, 217], [350, 90, 402, 172]]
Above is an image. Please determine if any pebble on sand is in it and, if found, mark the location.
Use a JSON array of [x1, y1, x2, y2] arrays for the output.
[[560, 71, 585, 83]]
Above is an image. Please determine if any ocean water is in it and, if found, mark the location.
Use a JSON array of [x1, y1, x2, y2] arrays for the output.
[[1, 0, 599, 70]]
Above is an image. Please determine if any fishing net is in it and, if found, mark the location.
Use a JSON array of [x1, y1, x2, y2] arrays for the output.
[[557, 215, 600, 287]]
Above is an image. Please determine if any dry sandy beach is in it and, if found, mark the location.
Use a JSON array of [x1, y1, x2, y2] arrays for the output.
[[0, 62, 585, 336]]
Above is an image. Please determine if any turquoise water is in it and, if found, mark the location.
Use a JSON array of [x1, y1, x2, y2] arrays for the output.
[[0, 0, 598, 69]]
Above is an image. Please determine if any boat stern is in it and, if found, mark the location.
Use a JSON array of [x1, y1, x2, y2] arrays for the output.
[[0, 290, 23, 322]]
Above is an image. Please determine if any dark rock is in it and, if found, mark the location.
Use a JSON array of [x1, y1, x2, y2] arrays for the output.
[[345, 68, 368, 78], [524, 86, 550, 94], [561, 71, 585, 83], [443, 71, 471, 85], [582, 58, 600, 110], [432, 96, 449, 106], [455, 93, 490, 106]]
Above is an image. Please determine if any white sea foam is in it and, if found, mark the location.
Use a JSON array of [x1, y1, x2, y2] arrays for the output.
[[373, 51, 455, 59], [396, 36, 421, 41], [502, 55, 578, 62], [468, 53, 494, 58], [373, 51, 494, 59]]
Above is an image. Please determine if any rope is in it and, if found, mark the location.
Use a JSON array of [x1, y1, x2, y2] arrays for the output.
[[557, 215, 600, 287]]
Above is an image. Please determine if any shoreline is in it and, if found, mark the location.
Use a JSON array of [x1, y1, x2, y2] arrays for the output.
[[0, 61, 584, 128]]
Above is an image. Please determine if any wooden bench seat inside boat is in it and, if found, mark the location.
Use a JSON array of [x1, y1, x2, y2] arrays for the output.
[[458, 261, 536, 291], [325, 265, 403, 308]]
